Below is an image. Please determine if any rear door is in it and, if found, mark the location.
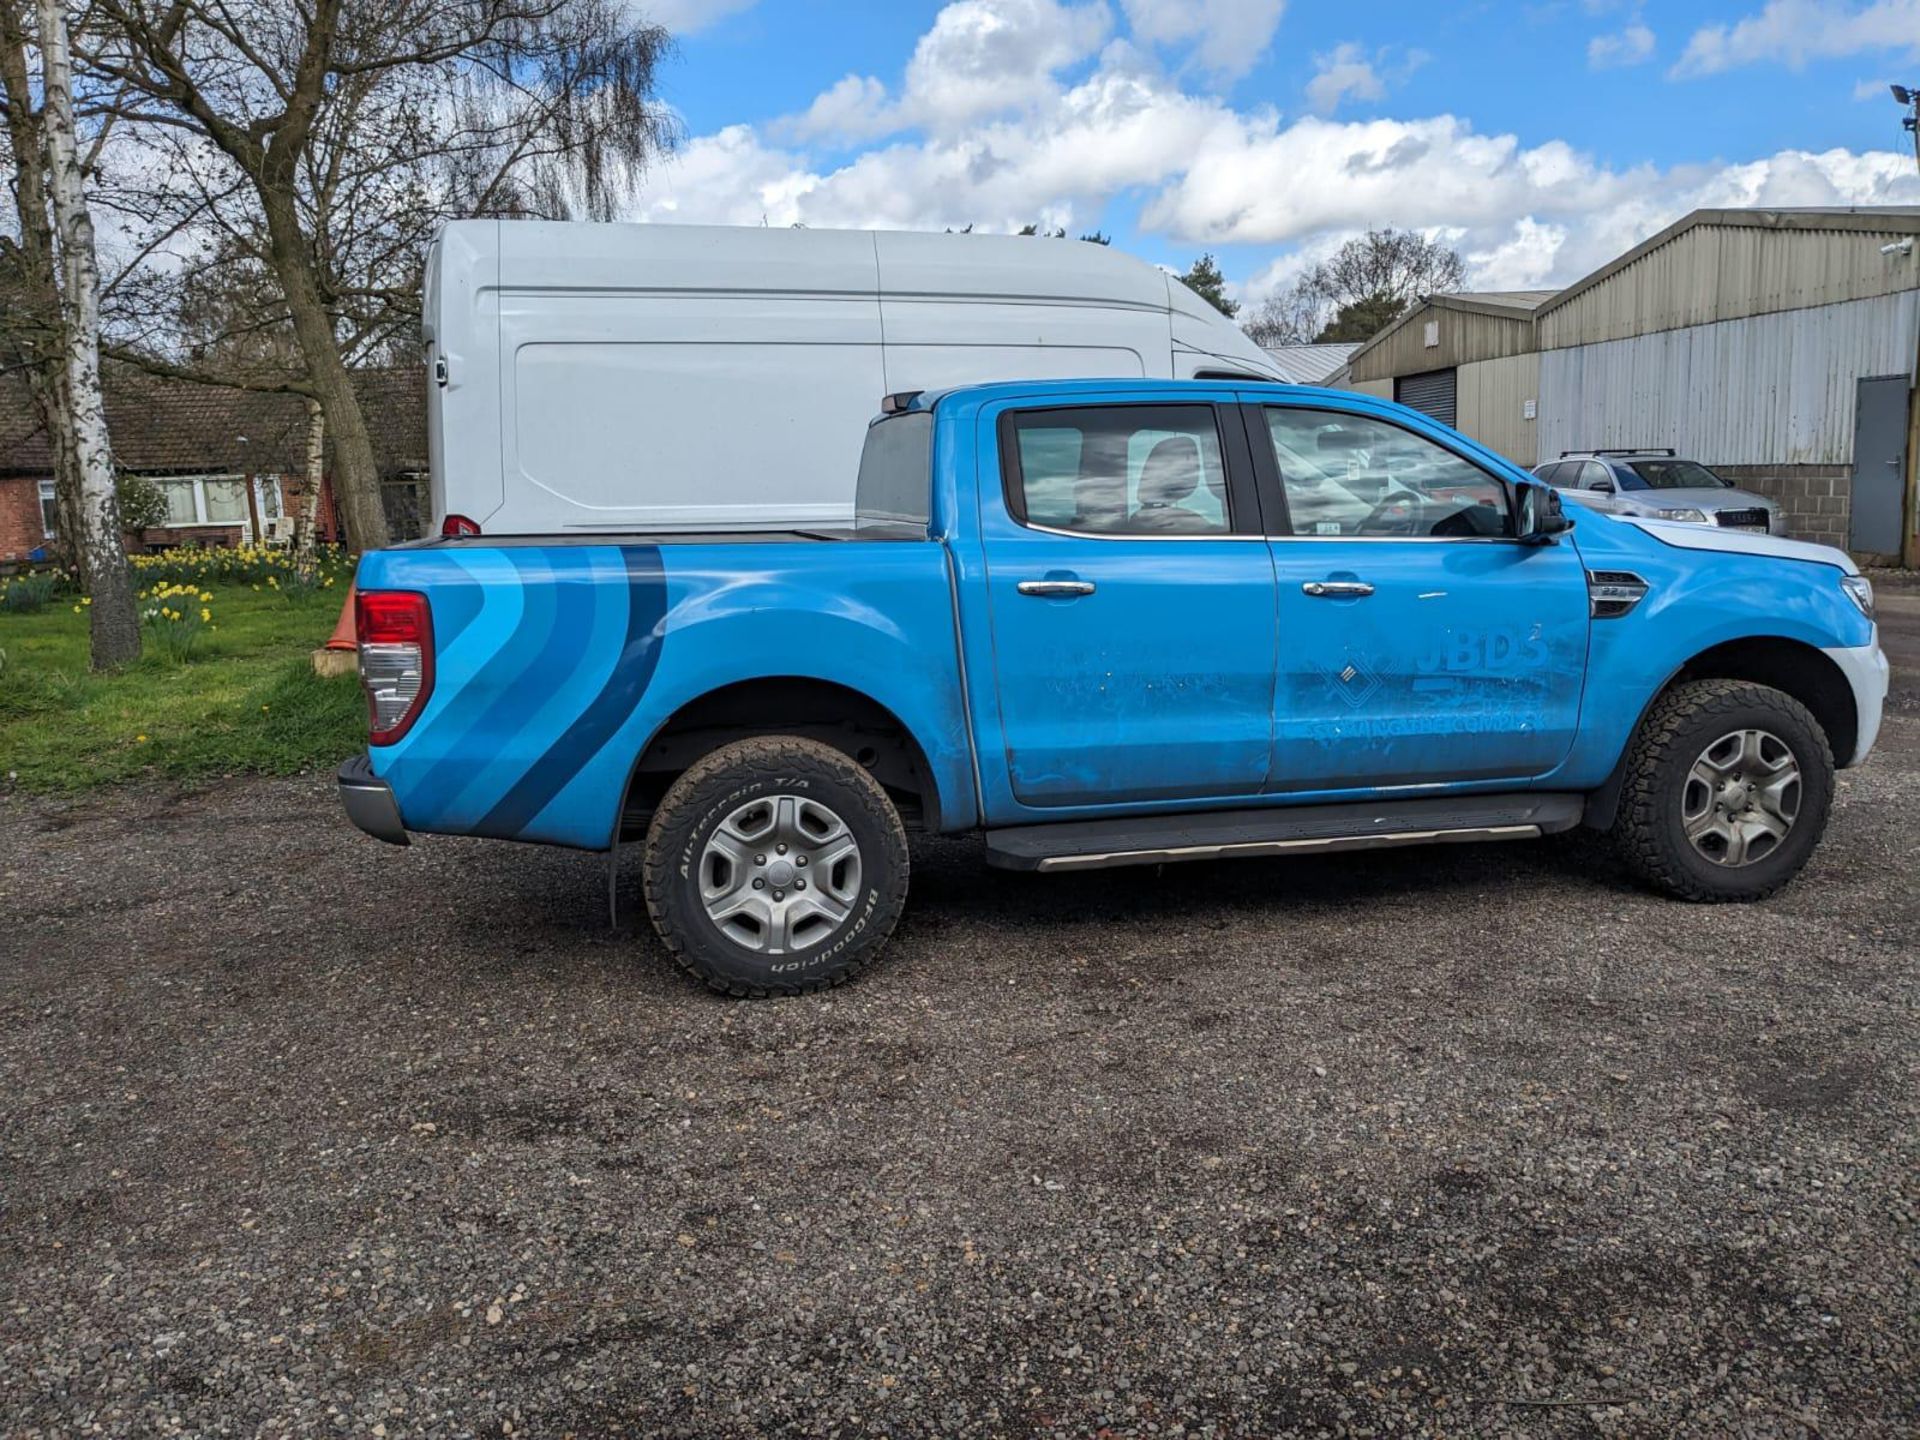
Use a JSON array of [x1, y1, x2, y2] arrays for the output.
[[1248, 399, 1589, 791], [977, 399, 1277, 808]]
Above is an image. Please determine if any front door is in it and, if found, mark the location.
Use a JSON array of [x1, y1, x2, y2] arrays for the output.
[[1251, 402, 1590, 792], [979, 401, 1277, 808], [1849, 375, 1909, 557]]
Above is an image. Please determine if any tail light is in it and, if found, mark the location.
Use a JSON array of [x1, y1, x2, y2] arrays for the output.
[[441, 513, 481, 537], [356, 590, 433, 744]]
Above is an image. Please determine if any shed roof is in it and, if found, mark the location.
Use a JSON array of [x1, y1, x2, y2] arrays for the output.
[[0, 366, 427, 478], [1537, 206, 1920, 318], [1259, 342, 1359, 384]]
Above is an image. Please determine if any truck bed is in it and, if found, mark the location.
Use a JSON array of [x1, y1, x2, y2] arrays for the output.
[[417, 523, 926, 548]]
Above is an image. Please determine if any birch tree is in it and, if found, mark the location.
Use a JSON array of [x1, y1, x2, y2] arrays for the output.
[[0, 0, 84, 562], [296, 397, 323, 562], [34, 0, 138, 667]]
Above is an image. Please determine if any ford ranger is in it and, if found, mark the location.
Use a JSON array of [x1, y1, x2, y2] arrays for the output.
[[338, 380, 1888, 996]]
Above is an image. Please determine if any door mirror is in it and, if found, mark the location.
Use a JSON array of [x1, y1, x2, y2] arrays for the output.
[[1516, 481, 1574, 543], [1590, 477, 1616, 494]]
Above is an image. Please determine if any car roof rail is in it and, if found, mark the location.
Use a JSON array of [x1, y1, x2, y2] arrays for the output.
[[1561, 447, 1675, 458]]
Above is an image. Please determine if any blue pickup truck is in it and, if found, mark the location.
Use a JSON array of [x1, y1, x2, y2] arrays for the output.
[[340, 380, 1887, 995]]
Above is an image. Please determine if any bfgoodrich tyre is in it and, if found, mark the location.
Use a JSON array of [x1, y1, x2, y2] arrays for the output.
[[641, 737, 909, 996], [1610, 679, 1834, 902]]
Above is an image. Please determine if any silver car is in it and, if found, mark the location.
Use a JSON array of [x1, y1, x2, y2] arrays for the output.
[[1532, 450, 1784, 533]]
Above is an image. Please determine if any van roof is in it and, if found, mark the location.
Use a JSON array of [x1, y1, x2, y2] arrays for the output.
[[886, 376, 1338, 417], [454, 218, 1180, 310]]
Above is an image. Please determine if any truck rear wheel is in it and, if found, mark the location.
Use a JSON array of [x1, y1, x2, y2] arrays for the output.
[[641, 737, 910, 996], [1609, 679, 1834, 902]]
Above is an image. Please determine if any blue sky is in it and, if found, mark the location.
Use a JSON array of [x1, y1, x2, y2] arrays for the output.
[[626, 1, 1920, 303]]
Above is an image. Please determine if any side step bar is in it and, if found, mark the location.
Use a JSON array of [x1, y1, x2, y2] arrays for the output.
[[984, 793, 1584, 873]]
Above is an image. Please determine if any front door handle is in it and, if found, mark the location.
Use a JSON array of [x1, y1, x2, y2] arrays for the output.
[[1302, 580, 1374, 598], [1017, 579, 1096, 598]]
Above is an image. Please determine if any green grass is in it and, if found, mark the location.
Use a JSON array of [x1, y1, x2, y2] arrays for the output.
[[0, 580, 365, 791]]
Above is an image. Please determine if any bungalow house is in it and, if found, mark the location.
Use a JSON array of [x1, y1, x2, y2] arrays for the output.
[[0, 366, 427, 563]]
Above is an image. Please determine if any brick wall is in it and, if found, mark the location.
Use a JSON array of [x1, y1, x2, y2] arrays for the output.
[[1714, 466, 1851, 546], [0, 476, 50, 563]]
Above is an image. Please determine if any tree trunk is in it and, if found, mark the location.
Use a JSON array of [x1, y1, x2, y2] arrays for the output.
[[35, 0, 138, 668], [0, 0, 82, 572], [296, 398, 324, 563], [257, 180, 389, 552]]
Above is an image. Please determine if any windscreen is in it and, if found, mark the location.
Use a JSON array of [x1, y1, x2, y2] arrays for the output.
[[1628, 459, 1731, 490], [854, 412, 933, 532]]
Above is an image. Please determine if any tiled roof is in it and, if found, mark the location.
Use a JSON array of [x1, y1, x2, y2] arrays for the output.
[[0, 365, 426, 478]]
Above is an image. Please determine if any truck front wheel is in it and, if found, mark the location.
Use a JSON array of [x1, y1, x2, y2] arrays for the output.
[[1609, 679, 1835, 902], [641, 736, 910, 996]]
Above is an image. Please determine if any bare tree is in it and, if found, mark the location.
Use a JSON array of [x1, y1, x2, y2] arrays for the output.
[[85, 0, 675, 551], [1242, 282, 1322, 349], [33, 0, 138, 667], [1248, 229, 1468, 346]]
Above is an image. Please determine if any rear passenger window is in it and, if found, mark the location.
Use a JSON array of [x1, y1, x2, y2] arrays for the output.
[[1006, 406, 1230, 536]]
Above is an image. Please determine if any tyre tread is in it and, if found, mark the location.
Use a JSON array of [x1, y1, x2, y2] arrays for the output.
[[1610, 678, 1831, 903], [640, 736, 909, 997]]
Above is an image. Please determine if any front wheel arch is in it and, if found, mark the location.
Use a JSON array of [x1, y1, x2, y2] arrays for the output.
[[1583, 636, 1858, 830]]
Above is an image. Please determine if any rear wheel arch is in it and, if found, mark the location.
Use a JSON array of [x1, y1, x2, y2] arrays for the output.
[[1583, 636, 1858, 829], [614, 677, 943, 844]]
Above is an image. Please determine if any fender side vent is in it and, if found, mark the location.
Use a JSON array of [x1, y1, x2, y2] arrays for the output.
[[1588, 570, 1649, 619]]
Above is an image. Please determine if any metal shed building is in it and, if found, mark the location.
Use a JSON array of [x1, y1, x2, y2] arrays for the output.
[[1332, 291, 1556, 465], [1533, 207, 1920, 560]]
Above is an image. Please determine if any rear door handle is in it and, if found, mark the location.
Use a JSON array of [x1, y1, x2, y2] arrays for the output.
[[1017, 579, 1096, 598], [1302, 580, 1374, 598]]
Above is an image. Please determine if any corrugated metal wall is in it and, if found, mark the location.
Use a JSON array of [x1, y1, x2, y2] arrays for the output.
[[1339, 377, 1394, 400], [1539, 223, 1920, 348], [1537, 291, 1918, 466], [1456, 354, 1540, 466], [1347, 306, 1537, 382]]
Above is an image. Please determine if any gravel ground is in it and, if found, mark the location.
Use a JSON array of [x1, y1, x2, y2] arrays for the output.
[[3, 667, 1916, 1437]]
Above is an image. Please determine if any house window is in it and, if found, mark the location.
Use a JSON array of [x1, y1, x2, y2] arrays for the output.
[[156, 478, 200, 525], [203, 477, 249, 523], [38, 479, 57, 537], [142, 474, 286, 534]]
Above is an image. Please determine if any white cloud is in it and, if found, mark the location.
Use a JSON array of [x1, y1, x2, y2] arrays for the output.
[[1464, 217, 1570, 291], [1672, 0, 1920, 77], [634, 0, 758, 35], [1120, 0, 1285, 80], [783, 0, 1112, 142], [1306, 44, 1385, 115], [632, 0, 1920, 297], [1588, 21, 1656, 69]]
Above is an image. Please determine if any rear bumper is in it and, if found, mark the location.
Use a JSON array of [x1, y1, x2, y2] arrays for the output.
[[338, 755, 410, 845], [1823, 637, 1888, 768]]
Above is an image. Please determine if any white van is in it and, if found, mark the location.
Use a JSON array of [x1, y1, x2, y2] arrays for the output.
[[424, 220, 1282, 534]]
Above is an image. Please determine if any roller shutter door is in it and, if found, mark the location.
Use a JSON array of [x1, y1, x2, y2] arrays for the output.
[[1395, 368, 1457, 428]]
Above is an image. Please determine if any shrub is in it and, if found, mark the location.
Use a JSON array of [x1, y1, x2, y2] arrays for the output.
[[115, 473, 169, 533]]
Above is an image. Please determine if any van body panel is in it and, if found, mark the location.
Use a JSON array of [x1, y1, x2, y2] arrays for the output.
[[424, 220, 1281, 535]]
